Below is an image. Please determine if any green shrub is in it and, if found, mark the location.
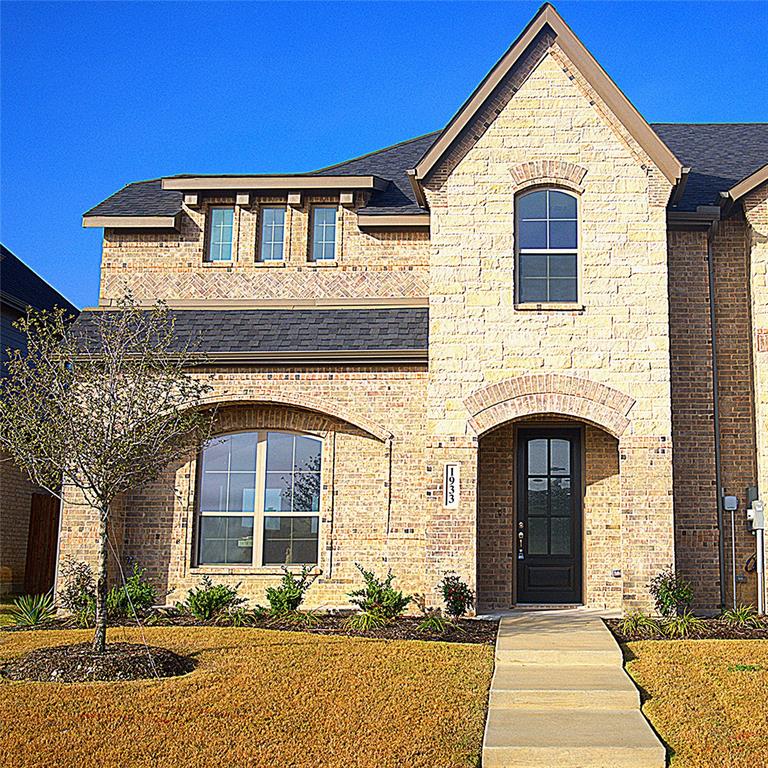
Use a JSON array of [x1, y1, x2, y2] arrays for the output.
[[617, 610, 661, 637], [662, 610, 704, 638], [348, 563, 411, 620], [57, 556, 96, 616], [344, 610, 388, 631], [10, 592, 56, 627], [107, 563, 157, 619], [720, 604, 764, 628], [417, 611, 459, 635], [265, 566, 315, 615], [439, 573, 474, 619], [179, 576, 245, 621], [648, 566, 693, 617]]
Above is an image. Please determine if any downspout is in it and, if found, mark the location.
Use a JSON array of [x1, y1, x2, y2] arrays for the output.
[[706, 220, 727, 610]]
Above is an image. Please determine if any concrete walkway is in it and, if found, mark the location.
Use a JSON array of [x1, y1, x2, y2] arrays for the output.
[[482, 609, 666, 768]]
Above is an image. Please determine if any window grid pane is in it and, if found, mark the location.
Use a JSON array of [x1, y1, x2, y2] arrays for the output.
[[208, 208, 234, 262], [198, 431, 322, 566], [517, 190, 578, 303], [311, 207, 337, 261], [260, 207, 285, 261]]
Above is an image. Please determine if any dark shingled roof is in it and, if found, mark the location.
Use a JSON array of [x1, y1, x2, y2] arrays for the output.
[[1, 244, 78, 315], [84, 179, 183, 219], [83, 124, 767, 220], [652, 123, 768, 211], [70, 308, 429, 358], [311, 132, 439, 214]]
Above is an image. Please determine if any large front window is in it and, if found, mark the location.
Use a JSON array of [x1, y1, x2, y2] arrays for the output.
[[516, 188, 578, 303], [197, 431, 321, 566]]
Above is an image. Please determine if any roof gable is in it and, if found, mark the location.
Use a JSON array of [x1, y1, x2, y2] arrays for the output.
[[412, 3, 683, 187]]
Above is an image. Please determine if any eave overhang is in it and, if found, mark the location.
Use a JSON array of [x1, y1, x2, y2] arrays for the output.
[[161, 175, 389, 192], [408, 3, 684, 200], [357, 213, 430, 229], [82, 214, 182, 229], [727, 163, 768, 203]]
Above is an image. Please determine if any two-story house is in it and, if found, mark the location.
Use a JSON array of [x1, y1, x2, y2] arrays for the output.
[[62, 4, 768, 613]]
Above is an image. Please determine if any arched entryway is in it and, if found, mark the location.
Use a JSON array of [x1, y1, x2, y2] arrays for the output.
[[467, 374, 632, 611]]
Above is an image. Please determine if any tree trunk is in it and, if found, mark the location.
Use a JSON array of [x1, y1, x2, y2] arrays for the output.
[[92, 506, 109, 653]]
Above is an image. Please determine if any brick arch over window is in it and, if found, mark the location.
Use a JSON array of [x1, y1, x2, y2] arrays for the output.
[[464, 374, 635, 439], [195, 393, 393, 442], [510, 160, 588, 195]]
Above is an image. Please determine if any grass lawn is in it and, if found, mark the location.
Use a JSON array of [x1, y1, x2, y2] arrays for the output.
[[0, 626, 494, 768], [0, 600, 13, 627], [625, 639, 768, 768]]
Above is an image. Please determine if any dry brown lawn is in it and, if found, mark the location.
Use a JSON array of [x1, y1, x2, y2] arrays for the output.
[[625, 639, 768, 768], [0, 626, 493, 768]]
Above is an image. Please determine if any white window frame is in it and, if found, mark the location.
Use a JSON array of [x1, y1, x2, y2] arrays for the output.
[[310, 206, 337, 261], [515, 188, 580, 304], [195, 430, 322, 567], [258, 206, 286, 262], [206, 206, 235, 262]]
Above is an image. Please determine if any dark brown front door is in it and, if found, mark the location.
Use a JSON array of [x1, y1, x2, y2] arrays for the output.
[[516, 428, 582, 604], [23, 493, 60, 595]]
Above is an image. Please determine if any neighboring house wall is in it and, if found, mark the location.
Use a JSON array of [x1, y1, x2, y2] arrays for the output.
[[0, 454, 37, 595], [99, 194, 430, 305]]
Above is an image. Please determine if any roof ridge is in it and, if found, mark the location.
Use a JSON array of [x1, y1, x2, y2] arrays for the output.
[[309, 131, 440, 174], [652, 122, 768, 126]]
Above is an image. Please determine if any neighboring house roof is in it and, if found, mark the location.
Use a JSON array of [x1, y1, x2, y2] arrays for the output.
[[1, 244, 78, 375], [653, 123, 768, 211], [70, 308, 429, 363], [0, 244, 77, 315]]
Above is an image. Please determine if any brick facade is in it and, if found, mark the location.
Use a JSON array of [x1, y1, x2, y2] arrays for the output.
[[54, 26, 766, 614]]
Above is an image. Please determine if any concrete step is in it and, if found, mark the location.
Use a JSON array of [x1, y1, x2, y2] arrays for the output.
[[489, 664, 640, 710], [483, 708, 666, 768], [495, 647, 622, 666]]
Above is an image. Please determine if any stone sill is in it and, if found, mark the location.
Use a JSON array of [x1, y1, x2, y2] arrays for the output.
[[306, 260, 338, 268], [253, 260, 286, 268], [189, 565, 322, 577], [514, 302, 585, 312]]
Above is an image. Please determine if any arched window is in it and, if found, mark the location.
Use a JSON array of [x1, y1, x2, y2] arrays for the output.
[[197, 431, 322, 566], [515, 188, 579, 303]]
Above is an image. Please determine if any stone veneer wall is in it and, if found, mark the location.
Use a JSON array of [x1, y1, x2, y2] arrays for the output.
[[477, 420, 622, 611], [744, 184, 768, 611], [55, 367, 434, 608], [99, 193, 429, 305], [422, 39, 675, 610]]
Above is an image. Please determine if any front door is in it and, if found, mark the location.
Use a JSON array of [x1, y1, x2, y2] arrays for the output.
[[516, 428, 582, 603]]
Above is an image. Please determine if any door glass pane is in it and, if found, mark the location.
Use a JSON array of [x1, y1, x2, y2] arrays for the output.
[[550, 439, 570, 475], [550, 477, 571, 516], [528, 517, 548, 555], [551, 517, 571, 555], [527, 477, 548, 516], [528, 439, 548, 474]]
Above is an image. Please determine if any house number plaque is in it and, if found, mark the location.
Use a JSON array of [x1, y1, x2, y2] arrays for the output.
[[443, 463, 460, 509]]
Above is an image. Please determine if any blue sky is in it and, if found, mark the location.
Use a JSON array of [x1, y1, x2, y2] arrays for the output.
[[2, 1, 766, 308]]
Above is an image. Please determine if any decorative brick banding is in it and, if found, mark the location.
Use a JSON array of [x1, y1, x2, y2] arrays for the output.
[[509, 159, 588, 193], [465, 374, 635, 439]]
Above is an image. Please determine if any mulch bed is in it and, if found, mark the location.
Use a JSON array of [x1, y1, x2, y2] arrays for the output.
[[1, 613, 498, 646], [0, 642, 196, 683], [605, 617, 768, 643]]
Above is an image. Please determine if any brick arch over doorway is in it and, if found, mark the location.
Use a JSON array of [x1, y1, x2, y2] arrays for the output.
[[464, 374, 636, 440]]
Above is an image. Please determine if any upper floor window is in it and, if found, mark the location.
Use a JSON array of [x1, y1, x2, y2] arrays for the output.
[[207, 207, 234, 262], [197, 431, 321, 567], [259, 207, 286, 261], [516, 189, 578, 303], [311, 206, 337, 261]]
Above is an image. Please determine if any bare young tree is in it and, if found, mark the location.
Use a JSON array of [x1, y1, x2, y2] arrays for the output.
[[0, 297, 216, 652]]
